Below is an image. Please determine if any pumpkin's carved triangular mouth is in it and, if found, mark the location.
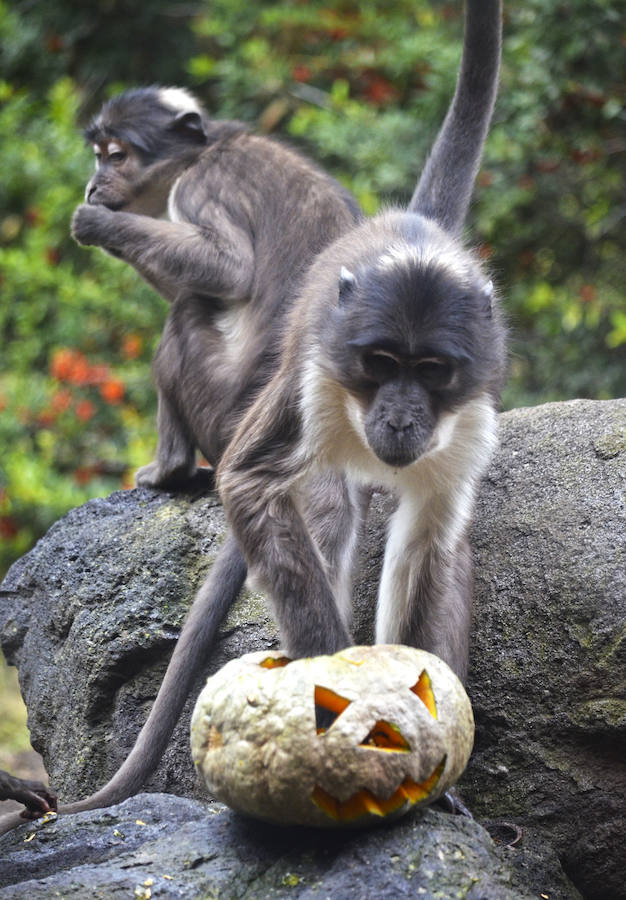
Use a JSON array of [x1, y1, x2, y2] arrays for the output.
[[311, 757, 446, 821]]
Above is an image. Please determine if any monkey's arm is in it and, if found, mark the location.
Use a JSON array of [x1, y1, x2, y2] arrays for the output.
[[375, 493, 474, 681], [0, 770, 57, 819], [71, 203, 254, 304], [218, 383, 352, 658], [375, 401, 498, 681]]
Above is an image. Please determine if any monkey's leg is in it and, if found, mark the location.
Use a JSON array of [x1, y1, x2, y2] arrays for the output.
[[135, 389, 200, 489], [219, 399, 351, 659], [375, 490, 474, 682], [304, 474, 365, 630], [376, 492, 475, 820]]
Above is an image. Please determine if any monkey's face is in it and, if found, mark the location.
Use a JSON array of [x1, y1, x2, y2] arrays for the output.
[[322, 254, 502, 469], [82, 90, 209, 218], [85, 140, 168, 216], [359, 353, 451, 467]]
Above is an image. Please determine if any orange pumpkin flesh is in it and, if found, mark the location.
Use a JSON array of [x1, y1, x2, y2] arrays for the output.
[[314, 686, 352, 716], [361, 720, 410, 752], [259, 656, 291, 669]]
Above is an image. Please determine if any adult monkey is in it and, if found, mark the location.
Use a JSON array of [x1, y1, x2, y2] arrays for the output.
[[0, 89, 360, 840], [218, 0, 505, 676]]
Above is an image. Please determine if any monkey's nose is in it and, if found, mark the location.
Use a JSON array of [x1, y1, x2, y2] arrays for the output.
[[385, 416, 413, 434]]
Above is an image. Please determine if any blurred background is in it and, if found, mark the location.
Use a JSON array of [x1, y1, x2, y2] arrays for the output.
[[0, 0, 624, 783]]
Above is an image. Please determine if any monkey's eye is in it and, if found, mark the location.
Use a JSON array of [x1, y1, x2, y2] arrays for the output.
[[414, 358, 453, 389], [106, 141, 127, 163], [361, 350, 400, 383]]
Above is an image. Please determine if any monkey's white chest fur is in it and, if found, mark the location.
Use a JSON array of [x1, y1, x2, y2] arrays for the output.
[[213, 305, 259, 366]]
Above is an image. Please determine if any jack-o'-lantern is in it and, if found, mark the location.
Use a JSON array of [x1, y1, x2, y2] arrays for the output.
[[190, 645, 474, 827]]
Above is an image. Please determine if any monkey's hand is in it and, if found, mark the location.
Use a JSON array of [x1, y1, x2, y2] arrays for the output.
[[71, 203, 117, 249], [2, 774, 57, 819]]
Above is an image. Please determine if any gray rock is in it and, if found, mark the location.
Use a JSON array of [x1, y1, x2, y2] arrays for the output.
[[353, 398, 626, 899], [0, 793, 578, 898], [0, 398, 623, 898], [464, 399, 626, 900], [0, 487, 278, 802]]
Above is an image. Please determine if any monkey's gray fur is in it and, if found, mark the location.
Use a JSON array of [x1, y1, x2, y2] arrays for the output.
[[219, 0, 504, 687]]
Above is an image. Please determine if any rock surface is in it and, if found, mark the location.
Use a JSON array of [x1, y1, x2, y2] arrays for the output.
[[0, 793, 579, 898], [0, 398, 624, 898], [0, 488, 274, 802], [465, 400, 626, 900]]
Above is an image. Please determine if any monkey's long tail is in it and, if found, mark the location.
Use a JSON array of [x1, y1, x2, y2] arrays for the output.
[[409, 0, 502, 235], [0, 534, 246, 837]]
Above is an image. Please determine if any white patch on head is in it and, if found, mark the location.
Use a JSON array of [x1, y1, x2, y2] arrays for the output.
[[377, 243, 422, 271], [376, 240, 473, 285], [158, 86, 203, 117]]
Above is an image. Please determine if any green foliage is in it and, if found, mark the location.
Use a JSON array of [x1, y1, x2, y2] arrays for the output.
[[0, 76, 163, 575], [0, 655, 31, 759], [0, 0, 624, 577], [187, 0, 625, 407]]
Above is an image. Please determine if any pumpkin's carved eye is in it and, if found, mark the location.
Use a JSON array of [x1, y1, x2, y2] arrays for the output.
[[411, 669, 437, 718], [315, 685, 411, 752], [315, 685, 351, 733]]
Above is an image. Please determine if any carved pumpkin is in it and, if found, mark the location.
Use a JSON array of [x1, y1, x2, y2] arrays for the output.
[[190, 645, 474, 827]]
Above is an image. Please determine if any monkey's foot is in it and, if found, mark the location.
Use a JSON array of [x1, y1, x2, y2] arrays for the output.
[[436, 788, 473, 818], [134, 462, 214, 491]]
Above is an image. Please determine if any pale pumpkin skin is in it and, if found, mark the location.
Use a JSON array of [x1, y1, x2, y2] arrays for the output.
[[190, 645, 474, 827]]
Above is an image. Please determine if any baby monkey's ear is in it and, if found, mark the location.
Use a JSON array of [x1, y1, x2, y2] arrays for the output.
[[338, 267, 357, 304]]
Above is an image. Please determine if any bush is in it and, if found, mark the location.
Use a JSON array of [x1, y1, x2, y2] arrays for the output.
[[0, 78, 164, 575]]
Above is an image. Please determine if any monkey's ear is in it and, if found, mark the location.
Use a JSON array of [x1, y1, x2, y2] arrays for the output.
[[338, 267, 357, 304], [172, 111, 207, 143], [482, 279, 494, 317]]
